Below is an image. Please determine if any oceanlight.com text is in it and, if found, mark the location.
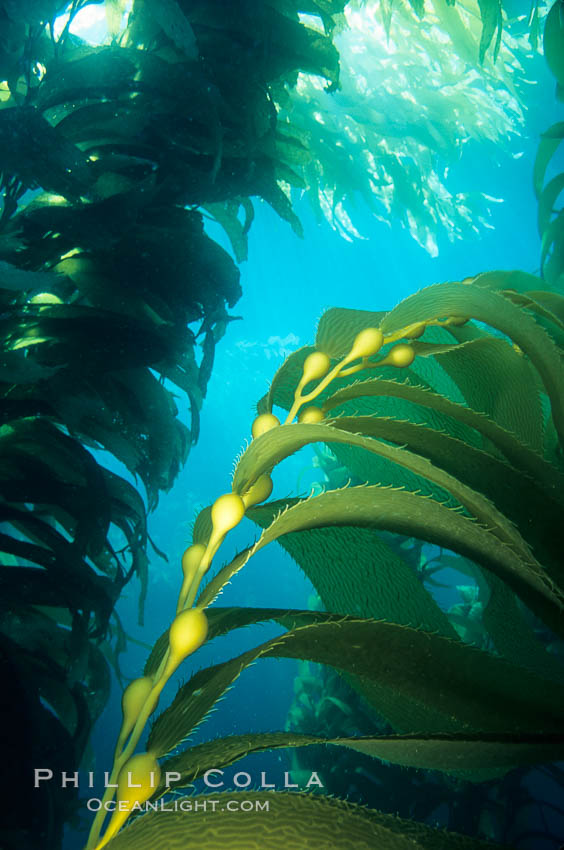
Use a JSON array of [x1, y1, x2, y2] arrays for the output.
[[86, 798, 270, 814]]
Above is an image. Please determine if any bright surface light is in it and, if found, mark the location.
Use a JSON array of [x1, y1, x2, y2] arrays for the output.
[[54, 1, 132, 46]]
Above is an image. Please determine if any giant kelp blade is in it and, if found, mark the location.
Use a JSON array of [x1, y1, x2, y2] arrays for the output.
[[477, 0, 503, 63], [321, 378, 563, 496], [231, 424, 553, 599], [157, 730, 564, 790], [497, 289, 564, 348], [332, 731, 564, 774], [544, 0, 564, 88], [533, 122, 564, 198], [0, 106, 94, 198], [244, 509, 564, 683], [480, 571, 564, 683], [329, 415, 563, 575], [103, 791, 507, 850], [147, 616, 564, 759], [249, 524, 456, 635], [538, 172, 564, 241], [316, 307, 388, 357], [203, 483, 562, 637], [422, 336, 544, 452], [143, 607, 333, 678], [380, 281, 564, 446], [468, 270, 546, 293]]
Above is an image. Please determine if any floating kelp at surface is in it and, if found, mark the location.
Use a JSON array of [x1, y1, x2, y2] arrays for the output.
[[276, 0, 542, 253]]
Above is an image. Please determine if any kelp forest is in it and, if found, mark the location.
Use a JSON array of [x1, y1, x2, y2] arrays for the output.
[[0, 0, 563, 849]]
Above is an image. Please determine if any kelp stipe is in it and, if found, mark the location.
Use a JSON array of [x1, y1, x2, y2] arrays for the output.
[[86, 276, 564, 849]]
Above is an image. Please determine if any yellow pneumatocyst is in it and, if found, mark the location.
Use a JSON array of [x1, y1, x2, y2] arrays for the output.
[[29, 292, 63, 305], [301, 351, 331, 384], [242, 473, 273, 509], [121, 677, 154, 728], [388, 343, 415, 368], [117, 752, 161, 807], [252, 413, 280, 439], [298, 406, 324, 424], [211, 492, 246, 535], [349, 327, 383, 360], [96, 753, 162, 848], [168, 607, 209, 663], [181, 543, 206, 580]]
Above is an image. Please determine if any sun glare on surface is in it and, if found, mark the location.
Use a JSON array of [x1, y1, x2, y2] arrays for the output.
[[54, 0, 132, 46]]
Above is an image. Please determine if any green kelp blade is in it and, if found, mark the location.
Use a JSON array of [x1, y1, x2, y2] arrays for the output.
[[103, 791, 507, 850], [534, 122, 564, 198], [480, 571, 564, 683], [379, 281, 564, 447], [330, 415, 564, 575], [0, 416, 111, 555], [231, 423, 555, 596], [0, 106, 94, 198], [332, 730, 564, 773], [541, 210, 564, 280], [496, 291, 564, 345], [157, 731, 564, 791], [241, 525, 456, 635], [468, 270, 545, 293], [477, 0, 503, 63], [321, 378, 564, 498], [203, 200, 250, 263], [316, 307, 388, 358], [421, 337, 544, 452], [147, 617, 564, 758], [544, 0, 564, 88], [232, 421, 533, 552], [204, 485, 563, 636], [538, 172, 564, 242], [143, 607, 335, 678], [527, 289, 564, 323], [241, 513, 563, 683]]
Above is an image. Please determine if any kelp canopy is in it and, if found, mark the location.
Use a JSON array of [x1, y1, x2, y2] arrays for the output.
[[0, 0, 563, 849]]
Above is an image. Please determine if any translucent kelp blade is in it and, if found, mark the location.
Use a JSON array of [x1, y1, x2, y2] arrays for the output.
[[208, 484, 562, 635], [422, 337, 544, 452], [329, 415, 563, 574], [534, 122, 564, 199], [157, 730, 564, 790], [147, 617, 564, 759], [322, 378, 563, 494], [316, 307, 388, 358], [480, 572, 564, 683], [232, 422, 537, 562], [379, 281, 564, 447], [103, 790, 508, 850], [143, 608, 332, 679]]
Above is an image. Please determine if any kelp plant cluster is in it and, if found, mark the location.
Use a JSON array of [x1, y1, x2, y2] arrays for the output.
[[277, 0, 546, 253], [84, 270, 564, 850], [534, 0, 564, 289], [0, 0, 348, 847]]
